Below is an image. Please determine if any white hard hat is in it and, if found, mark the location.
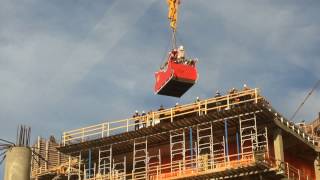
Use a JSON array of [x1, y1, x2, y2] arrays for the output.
[[175, 102, 179, 105], [244, 84, 247, 87], [179, 45, 184, 50], [142, 110, 145, 113], [196, 96, 199, 99], [135, 110, 138, 113]]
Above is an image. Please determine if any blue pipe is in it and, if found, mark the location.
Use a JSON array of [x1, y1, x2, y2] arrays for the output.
[[89, 149, 92, 177], [224, 119, 229, 161], [236, 132, 240, 160], [189, 127, 193, 163]]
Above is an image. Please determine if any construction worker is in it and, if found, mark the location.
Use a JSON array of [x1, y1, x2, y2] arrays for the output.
[[229, 88, 238, 94], [177, 45, 185, 63], [133, 111, 140, 130], [243, 84, 250, 91], [241, 84, 251, 103], [229, 88, 239, 108], [215, 90, 222, 111], [215, 90, 221, 98], [158, 105, 165, 122], [158, 105, 164, 111], [195, 96, 200, 103], [141, 111, 147, 128]]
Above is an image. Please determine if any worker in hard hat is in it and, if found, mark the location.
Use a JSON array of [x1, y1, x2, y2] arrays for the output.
[[243, 84, 250, 91], [177, 45, 185, 63], [215, 90, 222, 111], [133, 110, 140, 130], [141, 111, 146, 128]]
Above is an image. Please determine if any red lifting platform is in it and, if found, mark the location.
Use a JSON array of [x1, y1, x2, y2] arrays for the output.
[[154, 49, 198, 97]]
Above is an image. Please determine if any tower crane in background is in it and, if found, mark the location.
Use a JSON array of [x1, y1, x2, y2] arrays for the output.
[[154, 0, 198, 98]]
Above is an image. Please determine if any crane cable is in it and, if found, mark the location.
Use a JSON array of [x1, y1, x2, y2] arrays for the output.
[[290, 79, 320, 121]]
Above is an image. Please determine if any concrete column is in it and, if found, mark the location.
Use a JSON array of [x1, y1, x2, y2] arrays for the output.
[[4, 147, 32, 180], [273, 129, 284, 169], [314, 156, 320, 180]]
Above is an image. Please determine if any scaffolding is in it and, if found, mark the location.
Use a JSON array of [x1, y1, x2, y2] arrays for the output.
[[239, 113, 258, 159], [32, 88, 317, 180], [133, 138, 148, 180], [98, 145, 112, 176]]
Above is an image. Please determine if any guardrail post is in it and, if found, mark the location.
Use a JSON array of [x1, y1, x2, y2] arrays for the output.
[[127, 119, 129, 132], [63, 132, 66, 146], [227, 95, 230, 109], [82, 128, 85, 142], [146, 115, 149, 128], [171, 108, 173, 122], [198, 102, 201, 116], [107, 122, 110, 137], [102, 123, 105, 138], [152, 112, 155, 125], [205, 100, 207, 115], [255, 88, 258, 103]]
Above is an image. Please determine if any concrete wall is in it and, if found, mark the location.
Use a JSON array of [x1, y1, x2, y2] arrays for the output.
[[4, 147, 31, 180]]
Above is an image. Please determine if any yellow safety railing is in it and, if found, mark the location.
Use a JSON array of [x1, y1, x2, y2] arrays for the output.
[[62, 88, 262, 146]]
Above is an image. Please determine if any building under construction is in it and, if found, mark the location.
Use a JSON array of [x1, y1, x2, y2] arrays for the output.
[[31, 88, 320, 180]]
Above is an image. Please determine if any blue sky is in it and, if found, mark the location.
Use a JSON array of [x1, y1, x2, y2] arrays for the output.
[[1, 0, 320, 176]]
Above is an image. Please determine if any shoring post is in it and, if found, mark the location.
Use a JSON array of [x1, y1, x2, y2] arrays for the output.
[[98, 148, 101, 175], [171, 108, 173, 122], [189, 127, 193, 166], [89, 149, 92, 178], [124, 156, 127, 179], [78, 151, 82, 180], [236, 132, 240, 160], [45, 140, 49, 170], [265, 127, 269, 159], [222, 136, 226, 167], [68, 155, 71, 180], [224, 120, 229, 162], [159, 149, 161, 175], [298, 169, 300, 180], [94, 163, 96, 177]]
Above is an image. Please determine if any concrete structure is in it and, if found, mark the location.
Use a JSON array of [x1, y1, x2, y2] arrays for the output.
[[31, 88, 320, 179], [4, 147, 32, 180]]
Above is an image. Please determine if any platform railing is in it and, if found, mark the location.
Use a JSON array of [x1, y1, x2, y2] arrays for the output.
[[82, 148, 311, 180], [62, 88, 262, 146]]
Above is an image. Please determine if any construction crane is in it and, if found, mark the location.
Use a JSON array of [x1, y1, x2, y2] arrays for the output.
[[154, 0, 198, 98]]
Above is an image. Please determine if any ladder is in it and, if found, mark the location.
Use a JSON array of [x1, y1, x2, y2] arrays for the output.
[[147, 149, 161, 179], [112, 157, 126, 180], [133, 138, 148, 180], [170, 129, 186, 173], [98, 145, 112, 176], [239, 114, 258, 159], [197, 123, 213, 169], [212, 136, 226, 168]]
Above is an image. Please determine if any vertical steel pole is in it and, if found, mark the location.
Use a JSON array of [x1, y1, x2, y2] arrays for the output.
[[224, 119, 229, 161], [189, 127, 193, 167], [236, 132, 240, 160], [89, 149, 92, 178]]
